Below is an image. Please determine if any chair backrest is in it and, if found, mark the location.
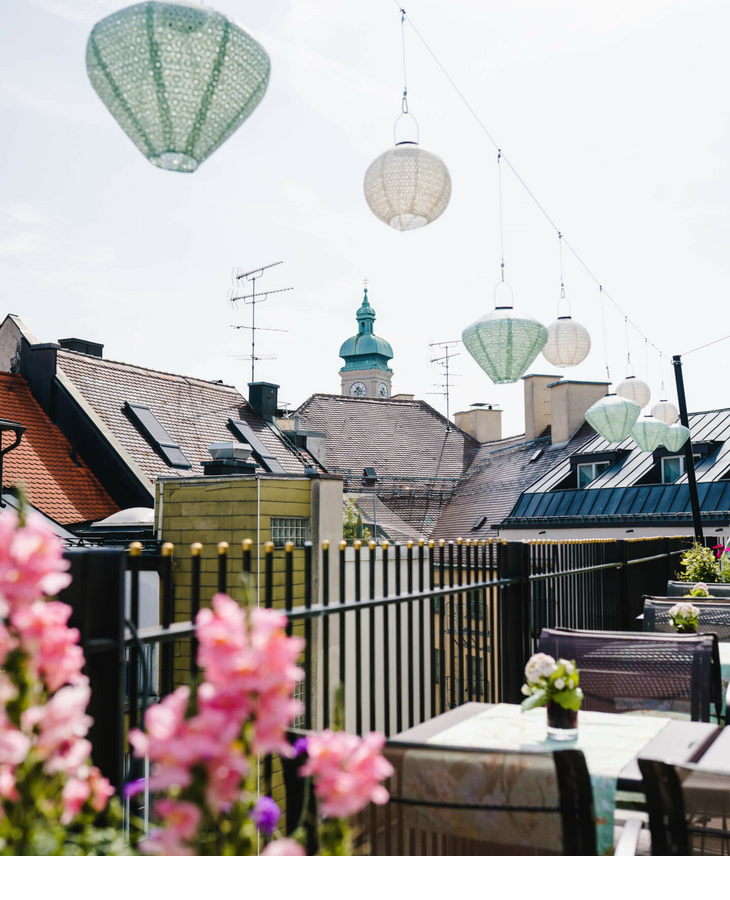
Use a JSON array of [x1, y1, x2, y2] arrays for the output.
[[537, 628, 720, 722], [667, 580, 730, 598], [357, 742, 596, 856], [639, 758, 730, 856], [643, 597, 730, 642]]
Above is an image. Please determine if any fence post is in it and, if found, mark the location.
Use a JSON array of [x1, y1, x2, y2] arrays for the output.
[[498, 541, 531, 704], [616, 540, 631, 631]]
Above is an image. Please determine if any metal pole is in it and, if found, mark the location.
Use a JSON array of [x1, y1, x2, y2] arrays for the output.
[[672, 354, 704, 541], [251, 276, 256, 383]]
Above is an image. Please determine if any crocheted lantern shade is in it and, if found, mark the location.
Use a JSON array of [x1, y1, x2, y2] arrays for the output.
[[663, 423, 691, 452], [462, 307, 548, 385], [541, 316, 591, 368], [616, 375, 651, 409], [631, 416, 669, 452], [651, 399, 679, 425], [86, 2, 270, 172], [363, 143, 451, 231], [585, 393, 641, 443]]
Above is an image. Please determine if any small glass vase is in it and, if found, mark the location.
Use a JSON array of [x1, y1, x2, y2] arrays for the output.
[[674, 625, 698, 635], [546, 700, 578, 741]]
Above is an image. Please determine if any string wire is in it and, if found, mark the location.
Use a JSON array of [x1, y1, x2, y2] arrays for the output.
[[400, 8, 408, 112], [497, 150, 505, 284], [393, 1, 669, 362], [599, 286, 611, 383], [682, 333, 730, 357]]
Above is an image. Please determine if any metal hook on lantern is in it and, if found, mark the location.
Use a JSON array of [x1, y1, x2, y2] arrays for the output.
[[393, 110, 420, 146], [493, 281, 515, 310]]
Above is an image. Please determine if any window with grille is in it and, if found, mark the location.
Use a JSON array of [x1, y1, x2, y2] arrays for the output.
[[270, 517, 309, 547]]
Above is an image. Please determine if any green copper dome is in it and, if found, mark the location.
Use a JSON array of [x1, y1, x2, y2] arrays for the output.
[[339, 289, 394, 373]]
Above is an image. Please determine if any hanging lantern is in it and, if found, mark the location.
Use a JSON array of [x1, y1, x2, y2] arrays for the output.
[[651, 399, 679, 425], [364, 142, 451, 231], [462, 299, 548, 385], [630, 415, 669, 452], [585, 393, 641, 443], [541, 316, 591, 368], [663, 423, 691, 452], [86, 2, 270, 172], [616, 375, 651, 409]]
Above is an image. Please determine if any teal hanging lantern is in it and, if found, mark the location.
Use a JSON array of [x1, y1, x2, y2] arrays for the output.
[[86, 2, 270, 172], [585, 393, 641, 443], [630, 415, 669, 452], [663, 422, 691, 452], [462, 287, 548, 385]]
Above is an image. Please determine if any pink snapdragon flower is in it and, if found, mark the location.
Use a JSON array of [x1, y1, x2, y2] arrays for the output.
[[140, 799, 201, 856], [12, 600, 85, 692], [27, 683, 94, 777], [300, 730, 393, 819], [0, 511, 71, 612], [61, 776, 92, 824], [261, 837, 306, 856]]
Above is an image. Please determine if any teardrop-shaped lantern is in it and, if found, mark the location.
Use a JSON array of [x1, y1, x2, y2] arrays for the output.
[[87, 2, 270, 172], [651, 399, 679, 425], [462, 303, 548, 385], [541, 316, 591, 368], [364, 143, 451, 231], [585, 393, 641, 443], [630, 415, 669, 452], [663, 423, 691, 452], [616, 375, 651, 409]]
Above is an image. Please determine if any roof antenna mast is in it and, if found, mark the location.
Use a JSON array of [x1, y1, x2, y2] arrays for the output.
[[228, 261, 293, 382], [428, 340, 461, 432]]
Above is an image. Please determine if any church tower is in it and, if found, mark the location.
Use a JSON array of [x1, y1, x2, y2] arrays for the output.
[[339, 287, 394, 398]]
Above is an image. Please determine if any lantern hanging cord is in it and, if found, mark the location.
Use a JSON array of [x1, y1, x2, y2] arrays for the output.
[[393, 1, 669, 360], [624, 316, 631, 370], [558, 232, 565, 298], [498, 150, 505, 283], [400, 8, 408, 113], [599, 286, 611, 383]]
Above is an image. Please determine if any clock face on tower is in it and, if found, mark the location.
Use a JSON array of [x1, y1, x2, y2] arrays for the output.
[[349, 382, 367, 397], [378, 382, 389, 399]]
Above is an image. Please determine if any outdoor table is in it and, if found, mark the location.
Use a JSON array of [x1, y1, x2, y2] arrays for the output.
[[392, 702, 719, 855], [696, 724, 730, 772]]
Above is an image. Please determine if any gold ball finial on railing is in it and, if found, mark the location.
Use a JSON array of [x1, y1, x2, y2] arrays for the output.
[[161, 542, 174, 557], [382, 540, 390, 550], [368, 540, 377, 551], [129, 541, 143, 557], [418, 538, 425, 547], [284, 541, 294, 553], [241, 538, 253, 551], [322, 539, 330, 550], [264, 541, 274, 554], [353, 540, 362, 550], [338, 540, 347, 551], [217, 541, 229, 555], [190, 542, 203, 557], [407, 540, 414, 550]]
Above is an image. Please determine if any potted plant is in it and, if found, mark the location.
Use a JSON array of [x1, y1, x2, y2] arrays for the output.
[[669, 601, 700, 634], [521, 653, 583, 741]]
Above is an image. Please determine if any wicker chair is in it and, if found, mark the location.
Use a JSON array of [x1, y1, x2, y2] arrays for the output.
[[358, 743, 597, 856], [537, 628, 721, 722], [639, 758, 730, 855], [643, 597, 730, 642]]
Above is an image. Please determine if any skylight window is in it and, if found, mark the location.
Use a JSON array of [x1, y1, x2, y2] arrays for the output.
[[125, 402, 191, 469], [228, 419, 286, 473], [471, 515, 487, 530], [530, 448, 544, 462]]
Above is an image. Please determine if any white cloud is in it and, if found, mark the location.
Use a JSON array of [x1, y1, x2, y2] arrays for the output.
[[1, 202, 46, 225], [0, 231, 42, 256]]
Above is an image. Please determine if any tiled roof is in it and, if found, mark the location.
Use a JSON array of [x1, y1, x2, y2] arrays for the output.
[[0, 373, 118, 525], [296, 394, 479, 482], [431, 423, 596, 540], [57, 351, 309, 482]]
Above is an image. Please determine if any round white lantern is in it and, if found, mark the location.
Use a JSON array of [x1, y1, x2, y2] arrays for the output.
[[631, 415, 669, 452], [616, 375, 651, 409], [541, 316, 591, 368], [651, 399, 679, 425], [663, 423, 691, 452], [363, 142, 451, 231], [584, 393, 641, 443], [462, 305, 548, 385]]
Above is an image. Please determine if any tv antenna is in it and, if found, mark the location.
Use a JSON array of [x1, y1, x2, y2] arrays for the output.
[[428, 340, 461, 431], [228, 261, 293, 382]]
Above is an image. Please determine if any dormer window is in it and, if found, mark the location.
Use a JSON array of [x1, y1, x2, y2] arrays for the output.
[[577, 461, 609, 488], [661, 454, 700, 484]]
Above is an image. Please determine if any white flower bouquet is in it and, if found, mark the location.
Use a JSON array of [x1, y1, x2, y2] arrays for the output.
[[669, 601, 700, 634], [520, 652, 583, 712]]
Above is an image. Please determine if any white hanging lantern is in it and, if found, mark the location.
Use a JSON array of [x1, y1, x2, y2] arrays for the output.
[[631, 415, 669, 452], [585, 393, 641, 443], [462, 287, 548, 385], [651, 399, 679, 425], [663, 423, 691, 452], [364, 142, 451, 231], [541, 316, 591, 368], [616, 375, 651, 409]]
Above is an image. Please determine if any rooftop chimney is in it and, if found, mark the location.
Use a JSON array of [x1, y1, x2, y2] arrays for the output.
[[453, 405, 502, 443], [523, 374, 562, 440], [58, 338, 103, 358], [547, 380, 610, 444], [201, 441, 258, 476], [248, 382, 279, 422]]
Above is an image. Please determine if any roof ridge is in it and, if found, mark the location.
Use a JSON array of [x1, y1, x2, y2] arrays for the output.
[[57, 349, 239, 390]]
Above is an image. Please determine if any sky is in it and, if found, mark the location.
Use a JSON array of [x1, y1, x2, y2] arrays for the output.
[[2, 0, 730, 438]]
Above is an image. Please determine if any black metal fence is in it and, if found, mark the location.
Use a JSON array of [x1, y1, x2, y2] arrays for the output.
[[59, 534, 690, 803]]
